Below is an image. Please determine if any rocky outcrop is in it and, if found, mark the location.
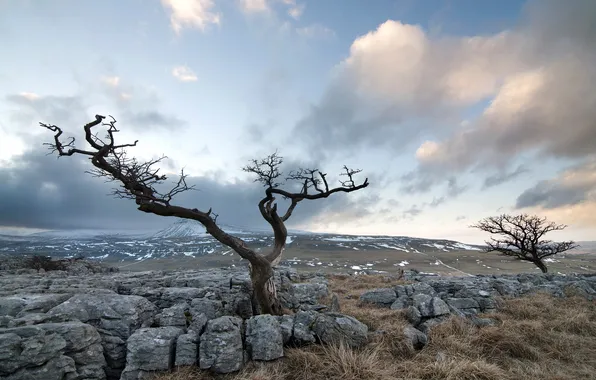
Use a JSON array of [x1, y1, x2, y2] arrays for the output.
[[360, 271, 596, 348], [0, 266, 594, 380], [0, 266, 361, 379]]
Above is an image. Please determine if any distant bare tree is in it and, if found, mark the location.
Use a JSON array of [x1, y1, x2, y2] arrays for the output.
[[40, 114, 368, 315], [471, 214, 578, 273]]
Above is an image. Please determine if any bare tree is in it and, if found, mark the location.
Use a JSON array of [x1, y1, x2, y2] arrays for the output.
[[471, 214, 578, 273], [40, 114, 369, 315]]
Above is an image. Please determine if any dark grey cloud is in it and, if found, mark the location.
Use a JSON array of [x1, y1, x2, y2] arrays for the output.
[[0, 144, 365, 232], [402, 205, 423, 219], [455, 215, 467, 221], [123, 110, 185, 130], [290, 81, 418, 159], [515, 160, 596, 209], [482, 165, 529, 189], [6, 94, 89, 134]]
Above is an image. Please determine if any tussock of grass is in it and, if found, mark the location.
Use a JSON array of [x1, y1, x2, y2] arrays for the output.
[[153, 275, 596, 380]]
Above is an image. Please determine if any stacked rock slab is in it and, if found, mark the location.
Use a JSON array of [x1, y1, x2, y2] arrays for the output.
[[0, 267, 369, 380], [1, 266, 595, 379], [359, 272, 596, 346]]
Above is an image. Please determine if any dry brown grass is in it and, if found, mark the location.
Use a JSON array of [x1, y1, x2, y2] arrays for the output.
[[153, 274, 596, 380]]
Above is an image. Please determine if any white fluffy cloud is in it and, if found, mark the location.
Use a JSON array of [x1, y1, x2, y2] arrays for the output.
[[161, 0, 221, 34], [238, 0, 269, 14], [172, 66, 198, 82]]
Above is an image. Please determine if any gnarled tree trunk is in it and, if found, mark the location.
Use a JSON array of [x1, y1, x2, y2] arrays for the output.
[[248, 261, 282, 315], [533, 259, 548, 273]]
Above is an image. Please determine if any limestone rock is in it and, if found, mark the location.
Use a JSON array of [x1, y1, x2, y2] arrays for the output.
[[245, 315, 284, 361], [199, 316, 244, 374], [174, 333, 198, 366], [359, 288, 397, 307], [311, 312, 369, 348], [403, 326, 427, 349], [120, 326, 183, 380]]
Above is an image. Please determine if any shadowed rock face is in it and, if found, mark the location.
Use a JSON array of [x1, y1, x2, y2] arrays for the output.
[[0, 266, 595, 379]]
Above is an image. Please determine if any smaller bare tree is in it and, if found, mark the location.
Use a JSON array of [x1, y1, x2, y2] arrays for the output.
[[471, 214, 578, 273]]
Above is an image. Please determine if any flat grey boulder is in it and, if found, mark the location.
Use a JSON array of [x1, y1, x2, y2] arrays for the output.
[[359, 288, 397, 307], [155, 303, 188, 328], [292, 283, 328, 305], [276, 315, 294, 345], [174, 333, 198, 366], [199, 316, 244, 374], [120, 326, 183, 380], [1, 355, 77, 380], [0, 322, 105, 380], [190, 298, 223, 320], [48, 293, 157, 339], [292, 311, 317, 345], [311, 312, 369, 348], [403, 326, 427, 349], [245, 315, 283, 361], [0, 294, 72, 317], [413, 294, 450, 318]]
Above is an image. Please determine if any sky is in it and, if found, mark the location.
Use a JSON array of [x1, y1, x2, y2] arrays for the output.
[[0, 0, 595, 244]]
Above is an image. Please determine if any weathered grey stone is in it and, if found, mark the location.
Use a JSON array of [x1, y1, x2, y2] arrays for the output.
[[0, 315, 13, 327], [292, 283, 328, 305], [199, 316, 244, 374], [0, 294, 72, 318], [121, 326, 183, 379], [187, 313, 208, 338], [48, 293, 157, 338], [410, 283, 438, 297], [174, 333, 198, 366], [359, 288, 397, 307], [155, 303, 188, 328], [446, 298, 480, 310], [161, 288, 208, 308], [390, 297, 410, 310], [0, 297, 27, 317], [413, 294, 450, 318], [1, 355, 77, 380], [0, 322, 106, 380], [100, 333, 126, 373], [311, 312, 369, 349], [245, 315, 284, 361], [418, 316, 450, 334], [492, 279, 520, 296], [402, 326, 427, 349], [394, 285, 408, 298], [292, 311, 317, 345], [190, 298, 223, 320], [406, 306, 422, 326], [276, 315, 294, 345]]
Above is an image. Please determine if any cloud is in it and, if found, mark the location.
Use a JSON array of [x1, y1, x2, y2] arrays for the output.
[[482, 165, 529, 189], [402, 205, 423, 219], [98, 78, 186, 130], [516, 160, 596, 210], [293, 0, 596, 197], [406, 1, 596, 181], [101, 76, 120, 87], [0, 146, 367, 232], [296, 24, 335, 39], [161, 0, 221, 34], [238, 0, 270, 14], [287, 3, 305, 19], [172, 66, 198, 82]]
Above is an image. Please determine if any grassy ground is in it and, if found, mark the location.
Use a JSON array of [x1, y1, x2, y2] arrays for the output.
[[152, 274, 596, 380], [108, 247, 596, 276]]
